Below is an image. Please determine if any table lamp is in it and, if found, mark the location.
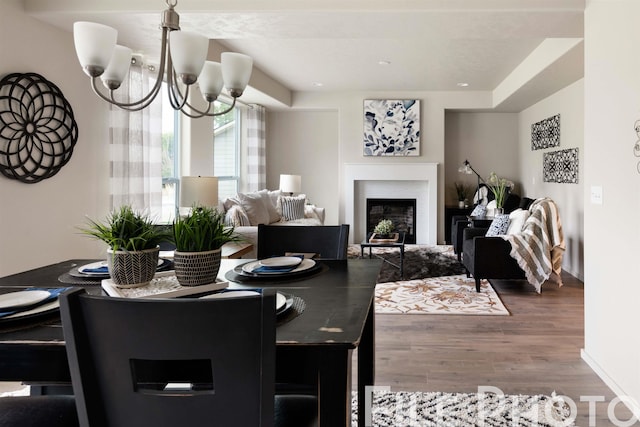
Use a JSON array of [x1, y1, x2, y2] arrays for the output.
[[279, 174, 301, 196], [180, 176, 218, 214]]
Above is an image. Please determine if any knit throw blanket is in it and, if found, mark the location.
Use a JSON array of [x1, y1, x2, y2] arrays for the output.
[[501, 198, 565, 293]]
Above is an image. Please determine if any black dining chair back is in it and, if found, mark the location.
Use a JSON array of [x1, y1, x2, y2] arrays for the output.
[[60, 288, 290, 427], [257, 224, 350, 260]]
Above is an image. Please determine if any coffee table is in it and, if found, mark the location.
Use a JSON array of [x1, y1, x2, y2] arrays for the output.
[[360, 232, 406, 279]]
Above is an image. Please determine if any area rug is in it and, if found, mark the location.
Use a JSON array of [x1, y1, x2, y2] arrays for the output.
[[351, 390, 575, 426], [375, 274, 510, 315], [348, 244, 466, 283]]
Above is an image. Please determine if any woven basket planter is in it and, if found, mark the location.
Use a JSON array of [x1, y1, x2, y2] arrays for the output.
[[107, 247, 159, 288], [173, 248, 222, 287]]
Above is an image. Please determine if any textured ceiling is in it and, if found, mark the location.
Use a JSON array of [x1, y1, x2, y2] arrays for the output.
[[24, 0, 585, 111]]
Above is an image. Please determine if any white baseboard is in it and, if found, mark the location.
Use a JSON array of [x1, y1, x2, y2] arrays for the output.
[[581, 348, 640, 418]]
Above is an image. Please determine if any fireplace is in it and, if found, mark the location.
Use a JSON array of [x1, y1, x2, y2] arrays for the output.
[[366, 198, 417, 243], [344, 163, 438, 245]]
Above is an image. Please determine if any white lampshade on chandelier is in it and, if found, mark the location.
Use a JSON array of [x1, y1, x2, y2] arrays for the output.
[[72, 0, 253, 118]]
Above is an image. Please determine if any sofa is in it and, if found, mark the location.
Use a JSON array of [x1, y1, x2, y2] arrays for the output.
[[220, 189, 325, 259], [461, 197, 564, 293]]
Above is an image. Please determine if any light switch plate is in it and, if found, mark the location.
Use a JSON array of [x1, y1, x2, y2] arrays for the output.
[[590, 186, 603, 205]]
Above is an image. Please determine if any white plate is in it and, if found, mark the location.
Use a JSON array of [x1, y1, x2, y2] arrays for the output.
[[200, 290, 261, 300], [276, 292, 287, 311], [0, 290, 51, 311], [202, 291, 288, 312], [241, 258, 316, 275], [258, 256, 303, 268], [79, 259, 167, 276], [3, 299, 59, 319], [78, 261, 109, 275]]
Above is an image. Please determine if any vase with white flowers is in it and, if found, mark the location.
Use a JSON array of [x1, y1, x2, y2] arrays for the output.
[[486, 172, 513, 214]]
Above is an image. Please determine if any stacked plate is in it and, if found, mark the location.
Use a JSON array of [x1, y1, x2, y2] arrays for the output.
[[201, 290, 293, 316], [70, 259, 172, 280], [0, 288, 67, 321], [236, 256, 316, 277]]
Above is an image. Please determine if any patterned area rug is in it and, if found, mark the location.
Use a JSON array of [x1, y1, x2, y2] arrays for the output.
[[375, 274, 510, 315], [351, 390, 575, 426], [348, 244, 466, 283]]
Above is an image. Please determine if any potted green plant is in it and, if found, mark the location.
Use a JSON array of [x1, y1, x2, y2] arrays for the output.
[[79, 205, 170, 288], [453, 182, 470, 208], [373, 219, 394, 239], [172, 205, 241, 286]]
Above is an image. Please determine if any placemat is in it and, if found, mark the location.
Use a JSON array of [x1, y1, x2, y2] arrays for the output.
[[277, 295, 305, 326]]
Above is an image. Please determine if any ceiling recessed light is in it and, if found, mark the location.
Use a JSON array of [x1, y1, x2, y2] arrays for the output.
[[312, 82, 324, 87], [457, 82, 469, 87], [378, 60, 391, 66]]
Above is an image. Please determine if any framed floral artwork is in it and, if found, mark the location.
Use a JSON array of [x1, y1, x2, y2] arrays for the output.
[[363, 99, 420, 156]]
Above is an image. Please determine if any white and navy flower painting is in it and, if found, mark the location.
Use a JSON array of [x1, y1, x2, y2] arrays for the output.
[[363, 99, 420, 156]]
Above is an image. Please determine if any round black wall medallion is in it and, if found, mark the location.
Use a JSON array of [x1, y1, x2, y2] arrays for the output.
[[0, 72, 78, 183]]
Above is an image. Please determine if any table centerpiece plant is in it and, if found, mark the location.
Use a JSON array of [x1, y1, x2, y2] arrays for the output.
[[79, 205, 171, 288], [373, 218, 394, 239], [486, 172, 514, 213], [172, 205, 241, 286]]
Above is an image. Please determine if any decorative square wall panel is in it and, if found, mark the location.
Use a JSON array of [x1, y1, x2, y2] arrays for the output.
[[543, 148, 579, 184], [363, 99, 420, 156], [531, 114, 560, 150]]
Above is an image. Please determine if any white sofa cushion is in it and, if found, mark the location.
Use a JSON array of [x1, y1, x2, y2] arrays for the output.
[[506, 208, 530, 235]]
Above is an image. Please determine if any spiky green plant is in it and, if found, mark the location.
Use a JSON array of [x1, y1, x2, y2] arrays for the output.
[[173, 205, 241, 252], [79, 205, 170, 252]]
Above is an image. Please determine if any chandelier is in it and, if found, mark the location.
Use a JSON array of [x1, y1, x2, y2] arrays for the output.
[[72, 0, 253, 118]]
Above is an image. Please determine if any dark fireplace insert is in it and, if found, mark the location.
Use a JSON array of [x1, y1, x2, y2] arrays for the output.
[[366, 198, 417, 244]]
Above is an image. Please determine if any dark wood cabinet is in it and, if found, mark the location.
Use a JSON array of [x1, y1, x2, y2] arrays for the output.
[[444, 206, 472, 244]]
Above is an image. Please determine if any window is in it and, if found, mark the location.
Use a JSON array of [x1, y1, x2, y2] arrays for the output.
[[214, 101, 240, 200], [160, 86, 179, 223]]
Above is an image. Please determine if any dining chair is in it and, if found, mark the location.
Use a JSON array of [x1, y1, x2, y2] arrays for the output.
[[0, 395, 78, 427], [257, 224, 350, 260], [59, 288, 317, 427]]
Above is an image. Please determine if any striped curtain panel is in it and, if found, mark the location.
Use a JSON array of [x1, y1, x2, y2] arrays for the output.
[[245, 104, 266, 191], [109, 61, 163, 218]]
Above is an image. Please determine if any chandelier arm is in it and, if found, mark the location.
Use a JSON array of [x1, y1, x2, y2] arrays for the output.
[[166, 61, 191, 111]]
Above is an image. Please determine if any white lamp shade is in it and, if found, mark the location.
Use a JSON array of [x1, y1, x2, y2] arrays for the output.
[[180, 176, 219, 208], [279, 174, 301, 194], [73, 21, 117, 73], [198, 61, 224, 99], [169, 31, 209, 79], [101, 45, 132, 86], [221, 52, 253, 93]]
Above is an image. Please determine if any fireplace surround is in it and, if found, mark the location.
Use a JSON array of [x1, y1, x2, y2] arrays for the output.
[[344, 163, 438, 245]]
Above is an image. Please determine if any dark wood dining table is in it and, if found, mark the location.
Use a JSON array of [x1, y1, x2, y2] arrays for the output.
[[0, 257, 382, 427]]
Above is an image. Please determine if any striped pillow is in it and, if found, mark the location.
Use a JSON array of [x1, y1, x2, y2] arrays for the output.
[[277, 195, 306, 221]]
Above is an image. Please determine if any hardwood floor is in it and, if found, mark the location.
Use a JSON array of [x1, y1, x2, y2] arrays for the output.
[[365, 272, 637, 426]]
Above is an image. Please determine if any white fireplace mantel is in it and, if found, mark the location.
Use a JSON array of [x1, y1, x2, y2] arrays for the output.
[[344, 163, 438, 245]]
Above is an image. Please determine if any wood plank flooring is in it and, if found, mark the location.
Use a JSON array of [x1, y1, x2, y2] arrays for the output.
[[363, 272, 637, 426]]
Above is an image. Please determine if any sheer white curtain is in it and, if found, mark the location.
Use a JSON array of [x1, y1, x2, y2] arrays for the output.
[[109, 61, 163, 218], [245, 104, 266, 191]]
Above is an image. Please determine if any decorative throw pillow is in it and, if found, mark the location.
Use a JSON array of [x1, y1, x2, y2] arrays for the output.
[[506, 208, 530, 235], [485, 213, 510, 237], [277, 194, 306, 221], [258, 189, 281, 224], [224, 205, 250, 227], [469, 204, 487, 218], [237, 192, 271, 225]]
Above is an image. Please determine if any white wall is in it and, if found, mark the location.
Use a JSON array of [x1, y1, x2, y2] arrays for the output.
[[266, 110, 340, 224], [518, 80, 584, 280], [0, 0, 111, 276], [582, 0, 640, 412]]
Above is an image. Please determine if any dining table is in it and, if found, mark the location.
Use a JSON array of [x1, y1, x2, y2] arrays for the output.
[[0, 257, 382, 427]]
